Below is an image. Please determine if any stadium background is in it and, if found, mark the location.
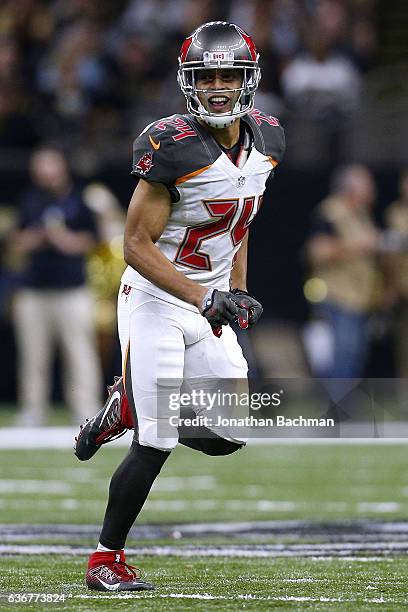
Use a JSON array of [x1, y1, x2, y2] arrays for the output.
[[1, 0, 407, 404]]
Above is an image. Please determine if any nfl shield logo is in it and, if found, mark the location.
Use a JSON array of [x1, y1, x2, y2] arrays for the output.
[[237, 176, 245, 188]]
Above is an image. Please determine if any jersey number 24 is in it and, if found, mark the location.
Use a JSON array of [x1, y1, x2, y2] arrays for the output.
[[174, 196, 262, 270]]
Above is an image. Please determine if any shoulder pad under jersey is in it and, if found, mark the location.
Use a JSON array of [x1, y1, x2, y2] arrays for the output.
[[131, 114, 220, 187], [243, 109, 285, 167]]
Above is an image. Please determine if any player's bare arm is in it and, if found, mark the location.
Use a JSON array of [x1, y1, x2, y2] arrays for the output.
[[228, 232, 263, 327], [230, 231, 248, 291], [124, 179, 208, 309]]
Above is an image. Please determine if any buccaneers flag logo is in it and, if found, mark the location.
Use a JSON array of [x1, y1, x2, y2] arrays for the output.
[[135, 152, 154, 175]]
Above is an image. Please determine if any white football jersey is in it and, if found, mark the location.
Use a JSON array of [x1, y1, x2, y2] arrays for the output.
[[122, 110, 285, 310]]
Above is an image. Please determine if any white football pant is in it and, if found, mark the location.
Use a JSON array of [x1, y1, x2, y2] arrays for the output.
[[117, 284, 248, 451]]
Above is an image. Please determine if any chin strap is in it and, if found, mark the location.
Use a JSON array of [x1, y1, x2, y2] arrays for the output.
[[200, 114, 237, 129], [197, 101, 244, 129]]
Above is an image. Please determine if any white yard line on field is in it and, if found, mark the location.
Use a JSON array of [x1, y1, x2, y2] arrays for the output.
[[1, 427, 408, 449], [3, 519, 408, 540], [284, 578, 319, 583], [0, 467, 95, 480], [357, 502, 401, 513], [0, 543, 405, 558], [74, 593, 389, 603], [1, 495, 404, 516], [0, 480, 73, 494], [0, 427, 133, 449]]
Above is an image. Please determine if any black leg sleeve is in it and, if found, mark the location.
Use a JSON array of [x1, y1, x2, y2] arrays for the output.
[[99, 441, 170, 550], [178, 408, 245, 456], [179, 435, 244, 456]]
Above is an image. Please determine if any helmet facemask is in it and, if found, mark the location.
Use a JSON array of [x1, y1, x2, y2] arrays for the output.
[[178, 61, 261, 129]]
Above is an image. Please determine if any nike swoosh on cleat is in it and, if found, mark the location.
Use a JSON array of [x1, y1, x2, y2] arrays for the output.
[[149, 135, 161, 150], [100, 391, 121, 424], [95, 578, 120, 591]]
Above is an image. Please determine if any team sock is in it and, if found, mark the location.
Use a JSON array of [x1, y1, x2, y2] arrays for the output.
[[96, 543, 119, 553], [99, 441, 170, 550]]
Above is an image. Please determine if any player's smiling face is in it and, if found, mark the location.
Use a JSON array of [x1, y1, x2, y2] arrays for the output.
[[196, 68, 242, 114]]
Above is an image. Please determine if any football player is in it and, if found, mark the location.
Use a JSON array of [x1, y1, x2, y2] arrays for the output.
[[77, 21, 285, 592]]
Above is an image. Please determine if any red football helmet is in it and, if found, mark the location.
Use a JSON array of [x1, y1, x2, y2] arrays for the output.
[[177, 21, 261, 128]]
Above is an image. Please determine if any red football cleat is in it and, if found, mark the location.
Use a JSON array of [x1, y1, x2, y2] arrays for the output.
[[86, 550, 154, 591]]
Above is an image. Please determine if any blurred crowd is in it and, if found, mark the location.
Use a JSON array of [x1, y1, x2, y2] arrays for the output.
[[303, 165, 408, 380], [0, 0, 377, 174]]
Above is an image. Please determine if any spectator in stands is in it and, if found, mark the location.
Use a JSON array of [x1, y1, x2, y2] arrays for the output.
[[116, 0, 189, 38], [384, 170, 408, 378], [304, 165, 380, 378], [280, 5, 363, 166], [12, 146, 102, 425], [281, 29, 361, 121], [36, 20, 110, 120]]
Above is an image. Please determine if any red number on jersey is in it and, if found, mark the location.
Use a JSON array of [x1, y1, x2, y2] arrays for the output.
[[249, 109, 280, 127], [175, 200, 238, 270], [154, 117, 197, 141], [175, 197, 259, 271], [231, 196, 255, 246]]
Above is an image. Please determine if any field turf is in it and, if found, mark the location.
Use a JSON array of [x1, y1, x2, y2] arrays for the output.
[[1, 442, 408, 609], [1, 443, 408, 524], [2, 555, 408, 610]]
